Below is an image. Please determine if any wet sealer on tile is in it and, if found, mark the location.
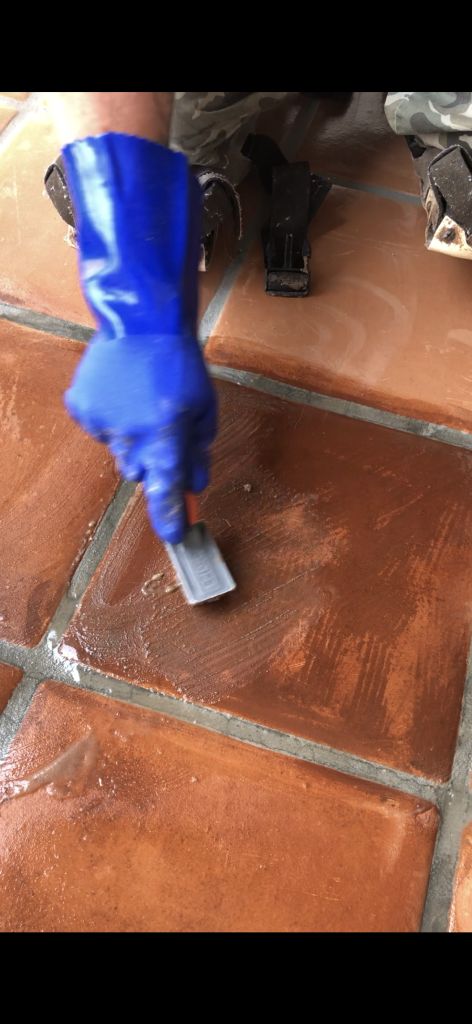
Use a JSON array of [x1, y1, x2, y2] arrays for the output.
[[165, 494, 236, 606]]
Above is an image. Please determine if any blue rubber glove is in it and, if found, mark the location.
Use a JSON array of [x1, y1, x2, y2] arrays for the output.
[[61, 133, 217, 544]]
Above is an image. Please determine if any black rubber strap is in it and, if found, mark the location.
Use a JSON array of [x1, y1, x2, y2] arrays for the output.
[[44, 156, 76, 228], [242, 132, 331, 296]]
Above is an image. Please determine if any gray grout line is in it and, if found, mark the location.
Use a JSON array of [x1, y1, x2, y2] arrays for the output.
[[68, 669, 443, 804], [68, 480, 135, 601], [209, 365, 472, 452], [0, 675, 40, 759], [33, 481, 136, 645], [325, 173, 422, 206], [0, 479, 137, 728], [0, 302, 93, 343], [199, 239, 260, 345], [421, 641, 472, 932], [0, 648, 442, 804], [5, 290, 472, 456], [0, 640, 31, 673]]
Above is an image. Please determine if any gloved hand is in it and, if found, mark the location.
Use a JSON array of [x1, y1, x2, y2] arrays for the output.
[[61, 133, 217, 544]]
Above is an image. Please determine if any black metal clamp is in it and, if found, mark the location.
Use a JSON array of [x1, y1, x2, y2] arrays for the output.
[[242, 133, 332, 297]]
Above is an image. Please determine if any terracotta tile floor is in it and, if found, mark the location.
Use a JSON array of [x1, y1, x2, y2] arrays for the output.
[[62, 380, 472, 782], [206, 185, 472, 432], [0, 664, 22, 714], [0, 92, 471, 932], [0, 682, 437, 932]]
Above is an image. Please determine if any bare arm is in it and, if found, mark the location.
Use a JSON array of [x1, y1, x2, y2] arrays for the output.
[[46, 92, 174, 146]]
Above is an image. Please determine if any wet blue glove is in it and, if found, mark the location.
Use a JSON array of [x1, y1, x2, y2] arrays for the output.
[[61, 133, 217, 544]]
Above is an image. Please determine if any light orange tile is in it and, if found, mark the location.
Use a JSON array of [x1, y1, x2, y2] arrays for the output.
[[450, 822, 472, 932], [0, 111, 93, 324], [0, 681, 438, 932], [206, 185, 472, 432]]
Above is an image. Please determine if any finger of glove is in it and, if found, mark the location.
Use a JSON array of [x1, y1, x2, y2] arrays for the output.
[[186, 444, 210, 494], [107, 435, 145, 481], [140, 427, 188, 544], [64, 389, 108, 442]]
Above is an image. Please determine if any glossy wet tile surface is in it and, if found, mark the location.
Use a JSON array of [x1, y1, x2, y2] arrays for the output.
[[0, 319, 118, 645], [0, 664, 22, 714], [450, 822, 472, 932], [63, 381, 472, 781], [207, 185, 472, 432], [0, 681, 438, 932]]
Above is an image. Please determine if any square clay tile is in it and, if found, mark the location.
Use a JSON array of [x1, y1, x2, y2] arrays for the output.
[[0, 664, 22, 714], [206, 185, 472, 433], [450, 822, 472, 932], [299, 92, 418, 194], [0, 319, 119, 645], [0, 681, 438, 932], [62, 381, 472, 781]]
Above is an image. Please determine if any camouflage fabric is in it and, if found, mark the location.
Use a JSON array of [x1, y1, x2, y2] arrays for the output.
[[384, 92, 472, 155], [170, 92, 292, 184]]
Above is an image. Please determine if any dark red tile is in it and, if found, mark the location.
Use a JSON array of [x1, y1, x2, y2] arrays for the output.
[[0, 681, 438, 932], [0, 664, 22, 714], [63, 381, 472, 781], [0, 319, 119, 645]]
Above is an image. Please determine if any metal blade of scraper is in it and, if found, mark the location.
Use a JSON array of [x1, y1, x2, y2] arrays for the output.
[[164, 493, 236, 605], [165, 522, 236, 605]]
